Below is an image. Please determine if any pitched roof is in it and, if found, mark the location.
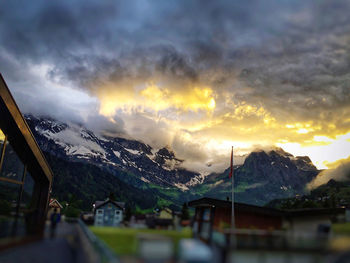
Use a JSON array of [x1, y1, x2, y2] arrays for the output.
[[188, 197, 345, 217], [188, 197, 283, 217], [49, 199, 63, 209], [284, 207, 345, 217], [94, 199, 125, 210], [161, 207, 173, 214]]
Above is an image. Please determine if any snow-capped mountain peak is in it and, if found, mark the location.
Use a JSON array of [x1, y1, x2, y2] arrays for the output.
[[26, 115, 202, 190]]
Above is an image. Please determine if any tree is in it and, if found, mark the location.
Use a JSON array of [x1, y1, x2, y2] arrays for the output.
[[61, 194, 83, 217], [109, 192, 116, 201], [281, 199, 294, 210], [64, 206, 81, 218], [124, 206, 132, 222]]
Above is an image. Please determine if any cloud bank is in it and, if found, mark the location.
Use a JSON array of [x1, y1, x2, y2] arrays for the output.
[[308, 156, 350, 189]]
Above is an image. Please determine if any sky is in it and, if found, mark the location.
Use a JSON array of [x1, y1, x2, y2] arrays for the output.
[[0, 0, 349, 174]]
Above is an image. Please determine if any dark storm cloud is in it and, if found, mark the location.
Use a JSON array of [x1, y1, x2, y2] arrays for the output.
[[156, 47, 198, 82], [0, 1, 117, 61], [0, 0, 307, 85]]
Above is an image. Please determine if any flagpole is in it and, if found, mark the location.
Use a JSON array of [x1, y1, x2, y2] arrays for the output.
[[230, 146, 236, 248]]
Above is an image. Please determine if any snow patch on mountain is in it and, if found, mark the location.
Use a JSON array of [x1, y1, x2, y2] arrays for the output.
[[141, 177, 150, 183], [174, 183, 189, 191], [37, 127, 107, 158], [186, 173, 205, 186], [125, 148, 141, 155]]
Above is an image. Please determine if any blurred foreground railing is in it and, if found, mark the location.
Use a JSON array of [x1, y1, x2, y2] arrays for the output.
[[211, 229, 333, 263], [77, 219, 119, 263], [218, 228, 330, 251]]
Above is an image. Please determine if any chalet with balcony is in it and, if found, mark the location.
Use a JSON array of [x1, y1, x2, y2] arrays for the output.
[[93, 199, 125, 227]]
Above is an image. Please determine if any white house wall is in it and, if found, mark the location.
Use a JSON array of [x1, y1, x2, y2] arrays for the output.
[[94, 205, 123, 227], [285, 216, 331, 238]]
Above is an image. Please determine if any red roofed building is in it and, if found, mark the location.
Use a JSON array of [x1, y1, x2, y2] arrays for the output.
[[189, 197, 345, 243], [47, 198, 63, 219]]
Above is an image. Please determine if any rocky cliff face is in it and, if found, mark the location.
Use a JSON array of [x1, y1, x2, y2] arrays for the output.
[[192, 148, 319, 205], [239, 149, 317, 189]]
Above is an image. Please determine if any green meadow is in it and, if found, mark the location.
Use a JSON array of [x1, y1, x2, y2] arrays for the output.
[[333, 223, 350, 235], [89, 227, 192, 255]]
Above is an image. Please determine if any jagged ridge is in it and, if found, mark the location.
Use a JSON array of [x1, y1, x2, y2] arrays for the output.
[[192, 148, 319, 205], [25, 115, 203, 190]]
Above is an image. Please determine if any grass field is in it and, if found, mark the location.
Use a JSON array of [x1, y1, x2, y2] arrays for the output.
[[333, 223, 350, 235], [89, 227, 192, 255]]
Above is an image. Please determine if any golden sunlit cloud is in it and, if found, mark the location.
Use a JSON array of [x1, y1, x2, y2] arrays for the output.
[[296, 128, 311, 134], [141, 83, 216, 111], [285, 122, 319, 134], [277, 132, 350, 169], [98, 82, 216, 117]]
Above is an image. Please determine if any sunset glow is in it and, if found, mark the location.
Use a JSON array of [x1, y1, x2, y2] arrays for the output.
[[96, 78, 350, 170]]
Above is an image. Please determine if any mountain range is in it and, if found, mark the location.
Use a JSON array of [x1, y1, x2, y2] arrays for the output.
[[25, 115, 321, 210]]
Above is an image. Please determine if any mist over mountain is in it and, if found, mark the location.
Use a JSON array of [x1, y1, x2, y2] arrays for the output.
[[307, 156, 350, 189], [25, 115, 321, 209]]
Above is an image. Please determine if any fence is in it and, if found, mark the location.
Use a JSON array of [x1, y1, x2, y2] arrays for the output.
[[77, 219, 119, 263]]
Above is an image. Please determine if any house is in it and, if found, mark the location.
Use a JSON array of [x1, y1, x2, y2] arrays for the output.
[[158, 207, 173, 219], [189, 197, 345, 243], [145, 208, 175, 229], [47, 199, 63, 219], [156, 208, 174, 229], [283, 208, 345, 237], [189, 198, 283, 241], [0, 74, 53, 248], [94, 199, 125, 226]]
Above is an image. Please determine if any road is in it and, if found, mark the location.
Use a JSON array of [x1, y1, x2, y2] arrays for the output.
[[0, 221, 88, 263]]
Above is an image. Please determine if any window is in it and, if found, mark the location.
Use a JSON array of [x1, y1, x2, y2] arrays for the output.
[[202, 208, 211, 221], [21, 172, 35, 209], [0, 180, 21, 238], [0, 139, 25, 182], [115, 210, 121, 215], [97, 209, 104, 214], [0, 170, 37, 239], [0, 129, 30, 239]]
